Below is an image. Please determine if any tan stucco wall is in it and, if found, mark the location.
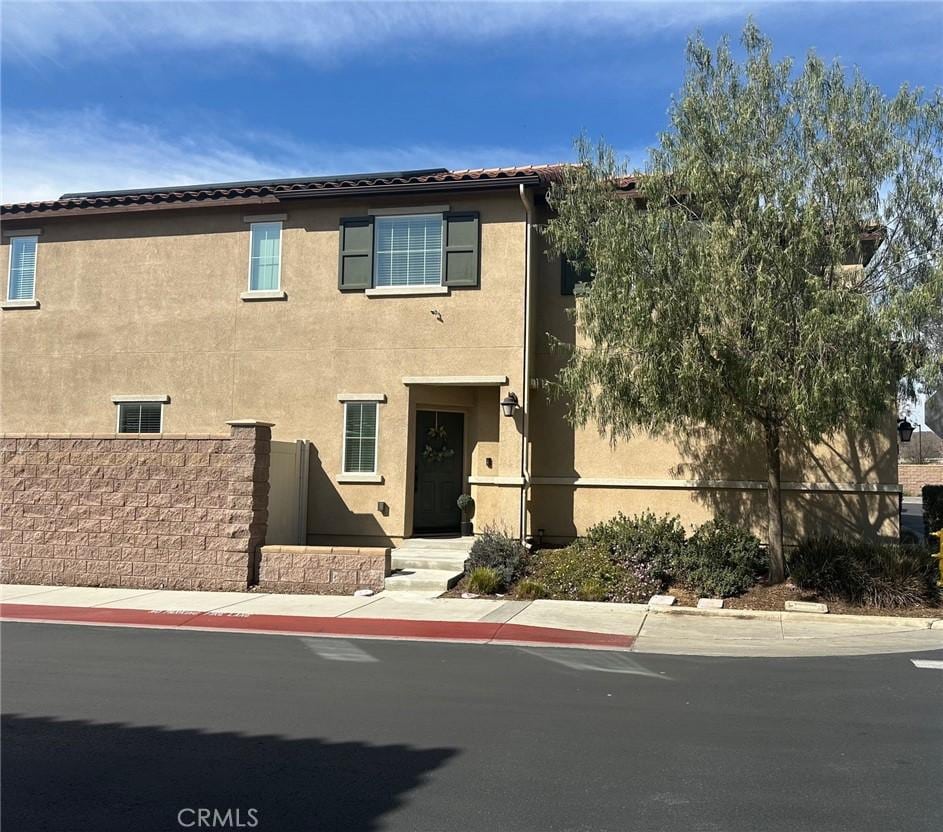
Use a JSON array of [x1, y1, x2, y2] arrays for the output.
[[1, 190, 900, 545], [1, 192, 528, 545], [528, 241, 900, 543]]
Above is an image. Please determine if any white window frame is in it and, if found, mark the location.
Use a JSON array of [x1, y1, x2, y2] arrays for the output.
[[5, 232, 39, 304], [112, 395, 169, 434], [244, 220, 284, 297], [337, 394, 385, 483], [372, 213, 445, 289]]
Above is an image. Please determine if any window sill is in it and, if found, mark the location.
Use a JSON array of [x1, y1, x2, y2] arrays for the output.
[[241, 290, 287, 301], [365, 285, 449, 297], [1, 299, 39, 309], [336, 474, 384, 484]]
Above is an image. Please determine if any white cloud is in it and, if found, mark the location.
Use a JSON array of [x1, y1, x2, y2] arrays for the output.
[[2, 1, 757, 64], [0, 109, 567, 202]]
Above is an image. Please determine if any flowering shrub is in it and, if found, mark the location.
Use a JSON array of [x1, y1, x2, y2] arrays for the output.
[[586, 511, 685, 585], [532, 540, 664, 603]]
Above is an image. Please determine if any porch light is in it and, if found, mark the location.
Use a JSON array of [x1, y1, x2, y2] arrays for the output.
[[897, 418, 915, 443], [500, 392, 519, 418]]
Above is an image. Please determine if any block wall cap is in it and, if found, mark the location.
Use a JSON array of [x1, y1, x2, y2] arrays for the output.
[[226, 420, 275, 427]]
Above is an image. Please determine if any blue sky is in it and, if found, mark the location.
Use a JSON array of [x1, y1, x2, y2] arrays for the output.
[[1, 0, 941, 205]]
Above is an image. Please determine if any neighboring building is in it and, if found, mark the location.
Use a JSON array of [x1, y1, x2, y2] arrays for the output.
[[0, 166, 900, 547]]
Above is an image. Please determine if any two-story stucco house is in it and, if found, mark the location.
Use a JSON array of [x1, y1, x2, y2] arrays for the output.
[[0, 165, 900, 553]]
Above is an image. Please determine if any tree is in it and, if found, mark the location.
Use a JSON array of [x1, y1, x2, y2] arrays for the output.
[[544, 22, 943, 583]]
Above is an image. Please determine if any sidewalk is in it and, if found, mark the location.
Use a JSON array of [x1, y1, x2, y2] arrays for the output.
[[2, 584, 941, 657]]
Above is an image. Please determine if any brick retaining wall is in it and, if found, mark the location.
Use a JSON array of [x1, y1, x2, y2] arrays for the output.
[[0, 420, 272, 591], [899, 463, 943, 497], [257, 545, 391, 594]]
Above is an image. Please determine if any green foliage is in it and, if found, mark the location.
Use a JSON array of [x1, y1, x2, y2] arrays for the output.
[[456, 493, 475, 514], [788, 537, 871, 599], [864, 546, 940, 608], [672, 519, 765, 597], [532, 540, 663, 603], [790, 537, 940, 608], [585, 511, 685, 585], [515, 578, 549, 600], [466, 526, 527, 589], [543, 21, 943, 582], [923, 485, 943, 542], [467, 567, 501, 595], [531, 543, 614, 600]]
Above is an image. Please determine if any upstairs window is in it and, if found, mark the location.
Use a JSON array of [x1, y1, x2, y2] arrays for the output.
[[374, 214, 443, 287], [117, 402, 163, 434], [248, 221, 282, 291], [7, 235, 38, 301], [561, 255, 593, 296], [343, 401, 378, 474]]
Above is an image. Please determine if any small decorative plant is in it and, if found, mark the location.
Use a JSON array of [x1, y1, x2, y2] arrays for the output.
[[467, 566, 501, 595], [457, 493, 475, 536]]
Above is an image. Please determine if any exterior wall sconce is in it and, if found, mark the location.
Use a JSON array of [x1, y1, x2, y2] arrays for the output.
[[500, 392, 519, 418], [897, 419, 914, 443]]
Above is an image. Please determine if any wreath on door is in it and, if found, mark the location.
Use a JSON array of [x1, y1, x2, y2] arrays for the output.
[[422, 421, 455, 463]]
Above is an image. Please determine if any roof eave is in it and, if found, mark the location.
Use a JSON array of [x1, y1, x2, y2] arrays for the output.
[[0, 173, 548, 219]]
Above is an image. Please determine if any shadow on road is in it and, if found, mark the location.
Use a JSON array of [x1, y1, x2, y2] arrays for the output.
[[1, 713, 456, 832]]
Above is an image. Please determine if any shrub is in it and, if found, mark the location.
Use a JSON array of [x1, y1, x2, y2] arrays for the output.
[[791, 537, 940, 608], [467, 567, 501, 595], [456, 493, 475, 515], [465, 526, 527, 589], [673, 518, 764, 597], [515, 578, 549, 600], [532, 542, 614, 600], [864, 546, 940, 608], [788, 537, 871, 600], [531, 541, 663, 603], [586, 511, 684, 586], [923, 485, 943, 543]]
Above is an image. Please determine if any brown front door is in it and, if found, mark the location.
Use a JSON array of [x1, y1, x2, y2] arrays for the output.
[[413, 410, 464, 533]]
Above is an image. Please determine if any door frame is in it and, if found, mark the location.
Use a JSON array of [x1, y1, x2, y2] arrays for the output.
[[405, 404, 470, 538]]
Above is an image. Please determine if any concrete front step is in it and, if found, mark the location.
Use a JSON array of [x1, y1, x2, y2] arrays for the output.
[[397, 539, 473, 552], [384, 568, 464, 592], [384, 537, 472, 592], [391, 552, 468, 571]]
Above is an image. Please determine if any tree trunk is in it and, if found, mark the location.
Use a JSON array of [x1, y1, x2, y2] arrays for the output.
[[764, 421, 786, 584]]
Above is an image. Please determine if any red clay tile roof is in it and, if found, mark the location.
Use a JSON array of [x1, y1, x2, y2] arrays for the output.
[[1, 164, 572, 218]]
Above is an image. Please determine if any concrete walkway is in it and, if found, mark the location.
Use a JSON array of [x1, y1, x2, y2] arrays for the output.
[[2, 584, 941, 657]]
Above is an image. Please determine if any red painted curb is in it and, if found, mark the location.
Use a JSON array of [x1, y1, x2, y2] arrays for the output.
[[0, 603, 635, 649]]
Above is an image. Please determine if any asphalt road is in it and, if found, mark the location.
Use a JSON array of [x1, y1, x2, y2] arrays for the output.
[[900, 498, 926, 543], [2, 623, 941, 832]]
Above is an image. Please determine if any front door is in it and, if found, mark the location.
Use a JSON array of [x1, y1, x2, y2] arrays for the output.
[[413, 410, 464, 533]]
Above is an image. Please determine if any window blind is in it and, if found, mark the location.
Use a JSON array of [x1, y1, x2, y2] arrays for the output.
[[249, 222, 281, 291], [374, 214, 443, 287], [343, 401, 378, 473], [8, 236, 37, 300], [118, 402, 162, 433]]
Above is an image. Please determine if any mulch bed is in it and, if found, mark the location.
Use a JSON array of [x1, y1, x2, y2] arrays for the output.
[[441, 575, 515, 601], [443, 575, 941, 617], [671, 579, 942, 618]]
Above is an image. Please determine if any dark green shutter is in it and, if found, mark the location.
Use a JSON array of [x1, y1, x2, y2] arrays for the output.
[[443, 212, 480, 287], [561, 256, 592, 296], [338, 217, 374, 291]]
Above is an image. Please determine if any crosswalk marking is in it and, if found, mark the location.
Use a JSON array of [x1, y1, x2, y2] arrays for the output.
[[911, 659, 943, 670], [301, 638, 378, 662]]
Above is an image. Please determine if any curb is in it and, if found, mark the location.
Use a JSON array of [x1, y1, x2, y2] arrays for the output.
[[0, 603, 635, 650], [644, 604, 941, 629]]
